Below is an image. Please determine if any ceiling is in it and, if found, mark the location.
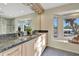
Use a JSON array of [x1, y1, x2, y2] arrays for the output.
[[0, 3, 67, 18], [0, 3, 34, 18], [41, 3, 66, 10]]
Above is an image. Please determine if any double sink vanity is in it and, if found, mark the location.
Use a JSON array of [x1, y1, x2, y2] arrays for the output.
[[0, 31, 48, 56]]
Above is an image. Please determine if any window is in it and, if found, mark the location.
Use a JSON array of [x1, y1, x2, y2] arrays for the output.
[[53, 16, 58, 38], [63, 18, 79, 38]]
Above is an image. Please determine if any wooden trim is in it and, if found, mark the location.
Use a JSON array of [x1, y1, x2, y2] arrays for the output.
[[31, 3, 44, 14], [23, 3, 44, 14]]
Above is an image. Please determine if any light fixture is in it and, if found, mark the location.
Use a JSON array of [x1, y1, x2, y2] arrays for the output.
[[23, 3, 33, 7], [29, 3, 33, 7], [0, 8, 2, 10], [4, 3, 7, 5], [57, 9, 79, 15], [71, 13, 79, 16], [21, 10, 24, 13]]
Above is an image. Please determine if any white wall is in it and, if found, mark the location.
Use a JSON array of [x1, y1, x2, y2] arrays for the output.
[[49, 40, 79, 54]]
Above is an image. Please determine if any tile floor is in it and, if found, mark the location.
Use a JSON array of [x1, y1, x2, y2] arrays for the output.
[[41, 47, 79, 56]]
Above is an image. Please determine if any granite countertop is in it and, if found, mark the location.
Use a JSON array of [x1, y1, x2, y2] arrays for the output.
[[0, 33, 43, 53]]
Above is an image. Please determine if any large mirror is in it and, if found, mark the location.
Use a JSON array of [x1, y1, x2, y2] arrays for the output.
[[18, 20, 32, 32], [0, 3, 34, 35]]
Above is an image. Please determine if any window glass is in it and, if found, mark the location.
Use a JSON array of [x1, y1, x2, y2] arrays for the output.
[[53, 16, 58, 38], [63, 18, 79, 37]]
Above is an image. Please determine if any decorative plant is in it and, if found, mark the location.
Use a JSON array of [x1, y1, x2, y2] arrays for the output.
[[26, 26, 32, 35], [65, 18, 79, 34]]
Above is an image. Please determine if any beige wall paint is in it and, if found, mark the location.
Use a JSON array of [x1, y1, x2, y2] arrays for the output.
[[40, 13, 46, 30], [57, 16, 64, 39]]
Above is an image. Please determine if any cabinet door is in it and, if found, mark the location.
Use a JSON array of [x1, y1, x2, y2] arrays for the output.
[[22, 39, 35, 56], [21, 43, 27, 56], [34, 36, 42, 56], [26, 39, 35, 56], [3, 45, 22, 56], [34, 33, 47, 56], [42, 33, 47, 46], [0, 53, 3, 56]]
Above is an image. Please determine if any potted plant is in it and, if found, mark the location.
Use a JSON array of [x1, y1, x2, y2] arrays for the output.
[[26, 26, 32, 35]]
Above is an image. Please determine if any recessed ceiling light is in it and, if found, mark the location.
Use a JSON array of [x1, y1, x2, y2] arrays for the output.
[[4, 3, 7, 5], [25, 3, 33, 7], [29, 4, 33, 7], [21, 10, 24, 13], [0, 8, 2, 10]]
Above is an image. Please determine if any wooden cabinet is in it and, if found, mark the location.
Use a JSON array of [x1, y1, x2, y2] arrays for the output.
[[34, 33, 47, 56], [22, 33, 47, 56], [42, 33, 48, 47], [26, 40, 35, 56], [2, 45, 22, 56], [0, 33, 48, 56], [0, 53, 3, 56], [22, 39, 35, 56], [34, 36, 42, 56], [21, 43, 27, 56]]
